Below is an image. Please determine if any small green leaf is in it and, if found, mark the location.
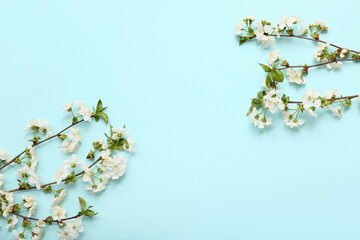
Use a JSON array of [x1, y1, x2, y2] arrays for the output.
[[257, 91, 266, 99], [238, 36, 249, 45], [270, 69, 284, 82], [96, 100, 103, 111], [83, 209, 98, 216], [259, 63, 272, 72], [79, 197, 86, 212], [96, 112, 109, 123], [265, 74, 271, 88]]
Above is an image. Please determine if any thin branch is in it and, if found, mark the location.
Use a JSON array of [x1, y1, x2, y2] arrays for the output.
[[0, 118, 90, 171], [288, 94, 359, 104], [11, 211, 81, 223], [249, 34, 360, 54], [277, 58, 360, 71], [7, 157, 102, 193]]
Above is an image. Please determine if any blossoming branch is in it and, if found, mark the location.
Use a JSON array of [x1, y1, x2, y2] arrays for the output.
[[234, 14, 360, 129], [0, 100, 135, 239]]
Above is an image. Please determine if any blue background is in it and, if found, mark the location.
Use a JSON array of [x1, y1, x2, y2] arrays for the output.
[[0, 0, 360, 239]]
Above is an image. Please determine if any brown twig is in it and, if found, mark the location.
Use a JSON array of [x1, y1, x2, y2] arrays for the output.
[[288, 94, 359, 104], [277, 58, 360, 71], [249, 34, 360, 54], [11, 211, 81, 223]]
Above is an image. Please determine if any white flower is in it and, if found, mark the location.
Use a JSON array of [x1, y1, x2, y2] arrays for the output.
[[65, 218, 84, 233], [81, 165, 94, 184], [32, 227, 44, 240], [326, 61, 343, 70], [68, 127, 82, 142], [27, 146, 38, 163], [302, 88, 321, 109], [51, 189, 67, 206], [94, 139, 107, 150], [254, 21, 275, 48], [86, 174, 109, 194], [58, 140, 79, 154], [100, 149, 112, 166], [36, 220, 45, 228], [248, 108, 272, 129], [111, 127, 130, 140], [262, 89, 285, 113], [15, 165, 30, 178], [51, 205, 66, 221], [234, 21, 244, 35], [28, 171, 42, 190], [332, 107, 342, 118], [53, 166, 69, 185], [22, 196, 36, 208], [313, 43, 330, 62], [258, 117, 272, 129], [256, 34, 276, 48], [56, 229, 77, 240], [126, 137, 136, 153], [105, 154, 127, 180], [78, 105, 92, 122], [2, 204, 12, 218], [286, 68, 305, 84], [254, 21, 272, 36], [5, 192, 14, 204], [324, 105, 342, 118], [278, 14, 297, 28], [325, 88, 340, 99], [24, 119, 52, 137], [63, 154, 83, 169], [0, 148, 11, 162], [28, 203, 38, 218], [6, 214, 18, 230], [12, 230, 26, 240], [298, 23, 306, 35], [267, 50, 281, 65], [248, 107, 259, 123], [62, 102, 74, 113], [340, 48, 348, 58], [282, 112, 305, 128]]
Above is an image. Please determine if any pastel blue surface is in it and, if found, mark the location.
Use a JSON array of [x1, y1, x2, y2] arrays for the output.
[[0, 0, 360, 239]]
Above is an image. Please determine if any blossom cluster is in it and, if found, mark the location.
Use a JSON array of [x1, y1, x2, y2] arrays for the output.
[[236, 15, 360, 129], [248, 87, 351, 129], [0, 99, 135, 239]]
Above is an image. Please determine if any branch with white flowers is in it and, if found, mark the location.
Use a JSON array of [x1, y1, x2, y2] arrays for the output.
[[0, 119, 88, 171], [235, 14, 360, 129], [0, 100, 136, 239], [6, 156, 102, 193]]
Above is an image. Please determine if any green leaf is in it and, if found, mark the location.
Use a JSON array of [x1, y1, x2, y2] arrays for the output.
[[259, 63, 272, 72], [270, 69, 284, 82], [238, 36, 249, 45], [96, 100, 103, 111], [96, 112, 109, 123], [257, 91, 266, 99], [79, 197, 86, 212], [83, 209, 98, 216], [265, 74, 271, 88], [247, 27, 254, 36]]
